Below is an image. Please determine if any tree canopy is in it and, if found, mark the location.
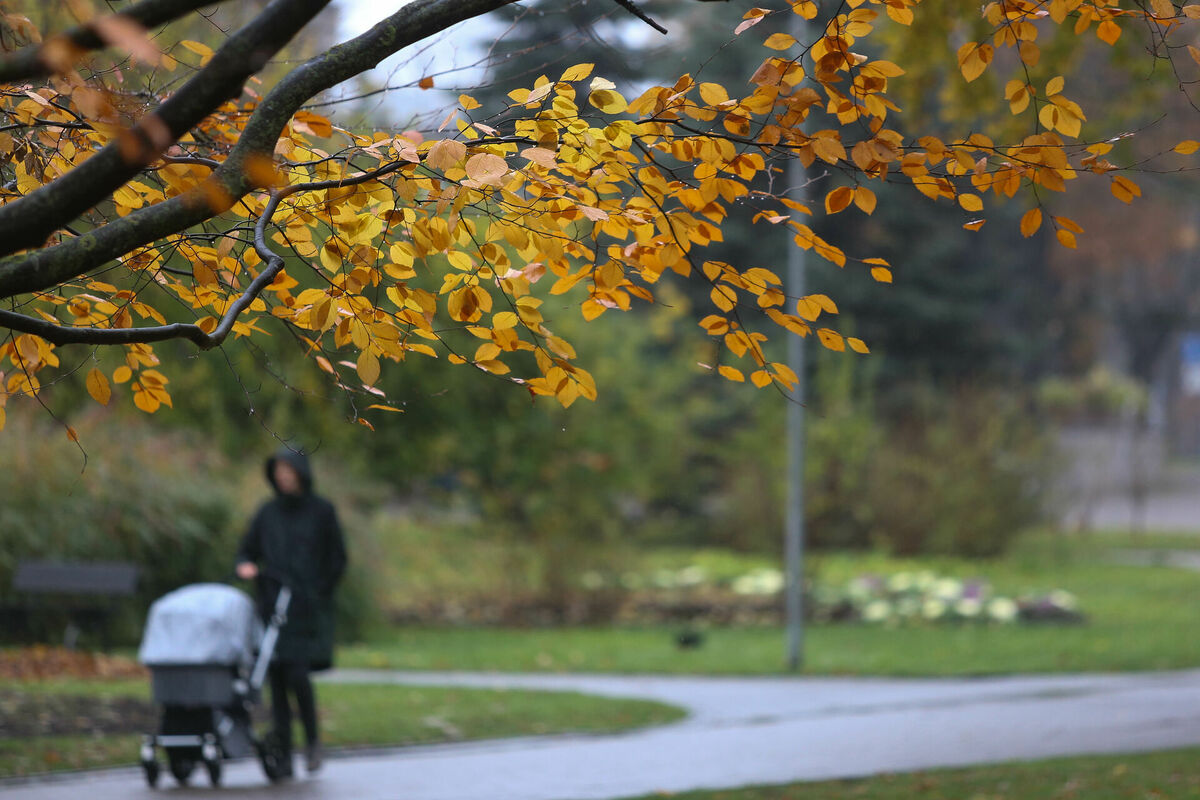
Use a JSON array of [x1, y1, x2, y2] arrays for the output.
[[0, 0, 1197, 431]]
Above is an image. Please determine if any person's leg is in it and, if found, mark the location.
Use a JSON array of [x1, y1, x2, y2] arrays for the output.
[[280, 660, 322, 771], [286, 661, 318, 748], [267, 662, 295, 769]]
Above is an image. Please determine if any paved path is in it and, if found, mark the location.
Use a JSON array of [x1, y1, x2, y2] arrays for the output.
[[6, 669, 1200, 799]]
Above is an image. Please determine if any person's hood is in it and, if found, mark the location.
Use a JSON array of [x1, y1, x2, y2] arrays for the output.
[[265, 446, 313, 495]]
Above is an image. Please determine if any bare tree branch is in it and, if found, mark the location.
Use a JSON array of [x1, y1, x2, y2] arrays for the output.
[[0, 0, 235, 84], [0, 0, 519, 301]]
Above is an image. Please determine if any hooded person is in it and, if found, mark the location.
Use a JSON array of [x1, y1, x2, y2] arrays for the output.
[[235, 447, 347, 777]]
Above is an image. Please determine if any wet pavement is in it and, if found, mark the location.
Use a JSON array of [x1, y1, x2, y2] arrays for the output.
[[5, 668, 1200, 799]]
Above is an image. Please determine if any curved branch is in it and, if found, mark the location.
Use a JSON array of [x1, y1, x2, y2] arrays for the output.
[[0, 0, 519, 302], [0, 0, 332, 256], [0, 159, 411, 348], [0, 0, 235, 84]]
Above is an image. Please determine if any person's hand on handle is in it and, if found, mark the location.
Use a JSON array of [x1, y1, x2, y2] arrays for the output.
[[236, 562, 259, 580]]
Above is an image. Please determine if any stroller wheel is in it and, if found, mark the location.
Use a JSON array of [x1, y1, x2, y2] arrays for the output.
[[167, 751, 197, 785], [141, 758, 160, 788]]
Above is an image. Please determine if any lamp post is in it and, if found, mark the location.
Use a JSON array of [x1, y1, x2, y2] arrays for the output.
[[784, 8, 809, 673]]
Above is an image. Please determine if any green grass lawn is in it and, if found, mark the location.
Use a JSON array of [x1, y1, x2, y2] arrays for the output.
[[0, 678, 683, 779], [616, 747, 1200, 799], [341, 545, 1200, 675]]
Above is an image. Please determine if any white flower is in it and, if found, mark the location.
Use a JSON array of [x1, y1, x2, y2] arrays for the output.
[[922, 599, 947, 620], [732, 568, 785, 595], [677, 566, 707, 587], [914, 571, 937, 591], [987, 597, 1019, 623], [955, 597, 982, 617], [887, 572, 914, 592], [863, 600, 891, 622], [933, 578, 962, 601]]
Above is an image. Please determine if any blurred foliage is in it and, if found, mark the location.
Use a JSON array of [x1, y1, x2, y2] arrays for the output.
[[1036, 366, 1147, 425], [0, 407, 239, 642]]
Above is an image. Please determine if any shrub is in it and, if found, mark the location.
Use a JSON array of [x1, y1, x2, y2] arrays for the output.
[[869, 389, 1050, 557], [0, 408, 240, 643]]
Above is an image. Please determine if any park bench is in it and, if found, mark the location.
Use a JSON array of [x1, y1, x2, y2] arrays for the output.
[[9, 560, 139, 648]]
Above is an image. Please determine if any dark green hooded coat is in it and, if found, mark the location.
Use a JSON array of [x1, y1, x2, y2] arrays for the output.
[[236, 448, 347, 671]]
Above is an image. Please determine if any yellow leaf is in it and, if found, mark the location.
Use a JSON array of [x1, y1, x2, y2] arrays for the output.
[[459, 93, 481, 110], [476, 359, 511, 375], [419, 75, 435, 90], [113, 365, 133, 384], [1185, 4, 1200, 17], [86, 367, 111, 406], [699, 82, 730, 105], [1110, 175, 1141, 204], [1045, 75, 1065, 97], [719, 365, 746, 382], [560, 63, 595, 82], [1096, 19, 1121, 45], [367, 404, 404, 413], [1056, 228, 1077, 249], [848, 337, 870, 354], [853, 187, 877, 214], [1020, 207, 1043, 238], [825, 186, 854, 214], [1150, 0, 1174, 18], [1055, 215, 1084, 234], [0, 407, 5, 432], [957, 42, 993, 83], [817, 328, 846, 352], [132, 383, 160, 413], [1175, 140, 1200, 154], [492, 311, 519, 330], [711, 286, 736, 312], [427, 139, 467, 171], [464, 153, 509, 185], [700, 315, 730, 335], [750, 369, 773, 388], [958, 193, 984, 212], [763, 33, 797, 50], [870, 266, 893, 283], [588, 89, 628, 114], [179, 39, 213, 58], [293, 110, 332, 138], [357, 350, 380, 386], [963, 219, 986, 231]]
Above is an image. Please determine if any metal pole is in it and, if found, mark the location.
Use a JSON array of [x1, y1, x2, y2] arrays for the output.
[[784, 11, 808, 673], [784, 151, 806, 671]]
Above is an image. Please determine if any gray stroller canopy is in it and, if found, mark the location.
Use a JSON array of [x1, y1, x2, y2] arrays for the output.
[[138, 583, 263, 667]]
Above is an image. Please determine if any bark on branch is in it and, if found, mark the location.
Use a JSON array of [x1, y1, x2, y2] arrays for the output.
[[0, 0, 518, 302], [0, 0, 332, 257], [0, 0, 234, 84]]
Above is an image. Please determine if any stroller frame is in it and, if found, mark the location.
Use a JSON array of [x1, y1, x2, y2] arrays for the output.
[[140, 586, 292, 788]]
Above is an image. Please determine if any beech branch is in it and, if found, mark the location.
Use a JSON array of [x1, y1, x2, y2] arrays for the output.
[[0, 0, 333, 256], [0, 0, 519, 301], [0, 0, 234, 84], [0, 160, 410, 348]]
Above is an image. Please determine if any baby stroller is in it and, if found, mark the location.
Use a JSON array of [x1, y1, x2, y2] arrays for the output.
[[136, 582, 292, 787]]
